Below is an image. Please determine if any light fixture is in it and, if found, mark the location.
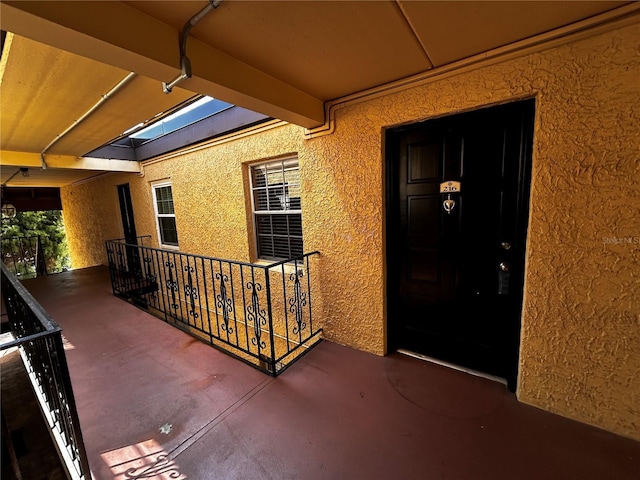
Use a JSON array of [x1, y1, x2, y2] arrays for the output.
[[1, 202, 17, 219], [20, 168, 29, 177]]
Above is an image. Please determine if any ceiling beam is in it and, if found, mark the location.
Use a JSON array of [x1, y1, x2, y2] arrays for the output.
[[0, 1, 325, 128], [0, 151, 141, 173]]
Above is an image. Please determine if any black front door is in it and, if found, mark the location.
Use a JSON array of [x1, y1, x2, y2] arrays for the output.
[[386, 99, 535, 390]]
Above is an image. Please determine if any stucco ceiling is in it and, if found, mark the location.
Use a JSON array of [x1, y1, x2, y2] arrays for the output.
[[0, 0, 636, 187]]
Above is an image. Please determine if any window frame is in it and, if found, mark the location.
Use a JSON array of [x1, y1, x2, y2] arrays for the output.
[[249, 157, 304, 262], [151, 181, 179, 249]]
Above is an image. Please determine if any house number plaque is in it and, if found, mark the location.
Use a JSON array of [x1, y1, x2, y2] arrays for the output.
[[439, 181, 461, 194], [440, 181, 461, 214]]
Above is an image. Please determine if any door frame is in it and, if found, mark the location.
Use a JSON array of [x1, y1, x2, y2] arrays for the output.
[[383, 99, 536, 389]]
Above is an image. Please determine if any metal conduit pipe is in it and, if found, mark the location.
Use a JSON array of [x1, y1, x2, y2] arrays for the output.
[[162, 0, 223, 94], [40, 72, 137, 169], [2, 168, 22, 186]]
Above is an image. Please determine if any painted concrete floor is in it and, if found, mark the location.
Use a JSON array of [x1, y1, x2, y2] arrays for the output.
[[8, 266, 640, 479]]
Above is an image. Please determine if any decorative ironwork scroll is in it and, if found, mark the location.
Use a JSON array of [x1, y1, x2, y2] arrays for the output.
[[165, 261, 179, 310], [184, 265, 198, 319], [289, 270, 307, 334], [246, 281, 267, 349], [215, 273, 233, 333], [144, 256, 156, 283], [124, 454, 181, 479]]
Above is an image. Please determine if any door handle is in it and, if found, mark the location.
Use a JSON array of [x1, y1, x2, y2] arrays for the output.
[[499, 262, 510, 272]]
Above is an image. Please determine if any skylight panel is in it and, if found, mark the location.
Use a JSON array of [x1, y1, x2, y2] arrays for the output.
[[85, 96, 270, 161], [130, 96, 232, 141]]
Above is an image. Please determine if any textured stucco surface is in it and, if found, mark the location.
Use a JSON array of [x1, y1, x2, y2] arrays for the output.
[[517, 24, 640, 440], [61, 21, 639, 440], [62, 175, 130, 268]]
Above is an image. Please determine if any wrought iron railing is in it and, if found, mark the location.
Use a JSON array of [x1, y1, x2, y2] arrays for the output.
[[107, 234, 151, 245], [105, 238, 322, 375], [1, 235, 48, 279], [0, 262, 91, 480]]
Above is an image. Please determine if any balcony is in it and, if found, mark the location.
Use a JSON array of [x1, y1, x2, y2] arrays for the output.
[[2, 266, 639, 480]]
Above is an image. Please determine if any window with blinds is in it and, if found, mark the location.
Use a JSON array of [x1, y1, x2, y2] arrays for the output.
[[152, 182, 179, 247], [250, 158, 303, 260]]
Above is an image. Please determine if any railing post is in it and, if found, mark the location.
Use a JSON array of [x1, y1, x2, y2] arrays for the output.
[[306, 254, 314, 335], [264, 266, 277, 375], [35, 236, 47, 277]]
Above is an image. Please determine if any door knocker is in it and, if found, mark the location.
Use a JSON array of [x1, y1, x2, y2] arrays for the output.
[[440, 181, 461, 214]]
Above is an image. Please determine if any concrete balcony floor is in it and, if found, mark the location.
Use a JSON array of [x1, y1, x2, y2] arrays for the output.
[[6, 266, 640, 480]]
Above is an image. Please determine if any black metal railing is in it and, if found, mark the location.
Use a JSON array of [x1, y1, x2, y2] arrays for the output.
[[107, 235, 151, 245], [105, 238, 322, 375], [0, 262, 91, 480], [1, 235, 48, 279]]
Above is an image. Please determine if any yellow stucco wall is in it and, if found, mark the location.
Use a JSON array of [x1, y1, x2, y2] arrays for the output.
[[61, 20, 639, 440], [62, 176, 128, 267]]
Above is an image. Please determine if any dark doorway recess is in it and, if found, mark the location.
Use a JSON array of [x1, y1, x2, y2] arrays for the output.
[[117, 183, 141, 274], [385, 99, 535, 391], [1, 186, 62, 212]]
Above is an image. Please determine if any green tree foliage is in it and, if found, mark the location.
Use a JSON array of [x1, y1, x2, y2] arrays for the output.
[[1, 210, 71, 274]]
